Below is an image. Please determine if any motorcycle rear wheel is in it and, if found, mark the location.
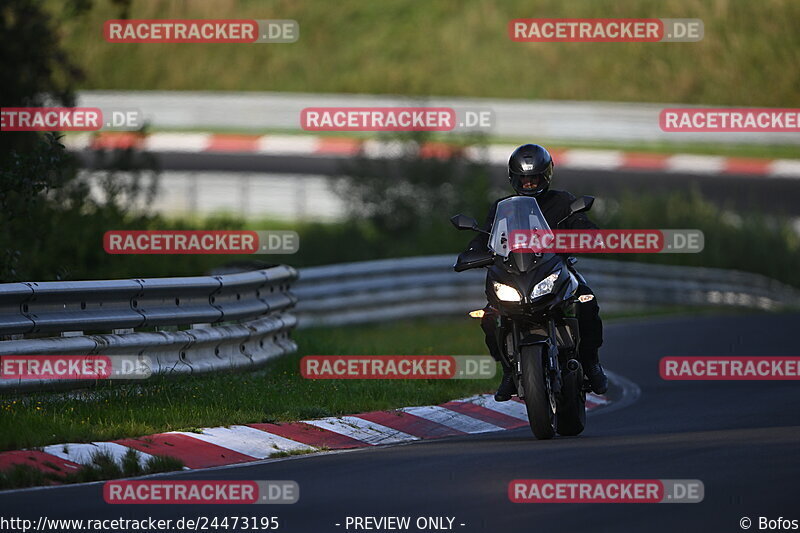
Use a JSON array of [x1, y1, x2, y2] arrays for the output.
[[556, 362, 586, 436]]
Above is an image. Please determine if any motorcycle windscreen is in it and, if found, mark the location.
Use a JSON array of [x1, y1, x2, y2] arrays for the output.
[[488, 196, 555, 271]]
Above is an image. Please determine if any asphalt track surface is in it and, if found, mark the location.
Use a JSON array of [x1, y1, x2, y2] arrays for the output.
[[77, 151, 800, 216], [2, 313, 800, 532]]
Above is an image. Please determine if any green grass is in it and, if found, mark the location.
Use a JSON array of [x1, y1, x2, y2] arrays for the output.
[[0, 449, 183, 490], [0, 464, 53, 490], [49, 0, 800, 107], [62, 449, 184, 484], [269, 447, 325, 459]]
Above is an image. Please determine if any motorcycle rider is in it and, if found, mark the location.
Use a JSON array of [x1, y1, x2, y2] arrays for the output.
[[458, 143, 608, 401]]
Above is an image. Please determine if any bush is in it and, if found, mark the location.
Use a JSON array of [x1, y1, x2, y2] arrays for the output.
[[0, 134, 161, 282], [592, 189, 800, 287]]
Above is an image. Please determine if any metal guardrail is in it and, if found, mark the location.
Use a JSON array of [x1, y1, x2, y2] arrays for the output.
[[2, 256, 798, 391], [0, 266, 298, 392], [294, 255, 800, 327]]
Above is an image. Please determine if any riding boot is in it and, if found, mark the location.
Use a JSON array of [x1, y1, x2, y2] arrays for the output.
[[495, 360, 518, 402], [580, 349, 608, 394], [575, 283, 607, 394], [481, 311, 517, 401]]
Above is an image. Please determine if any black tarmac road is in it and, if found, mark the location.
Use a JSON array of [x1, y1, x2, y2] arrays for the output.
[[2, 313, 800, 533], [75, 150, 800, 216]]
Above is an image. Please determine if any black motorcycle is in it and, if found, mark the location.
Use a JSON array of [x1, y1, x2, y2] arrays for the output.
[[451, 195, 595, 439]]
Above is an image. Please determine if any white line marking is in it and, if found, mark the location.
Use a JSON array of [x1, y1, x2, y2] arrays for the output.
[[42, 442, 154, 468], [451, 394, 529, 420], [303, 416, 419, 445], [169, 426, 313, 459], [464, 144, 518, 164], [257, 135, 320, 154], [769, 159, 800, 178], [561, 150, 624, 169], [144, 133, 211, 152], [361, 139, 408, 159], [666, 154, 726, 174], [61, 134, 92, 150], [400, 405, 504, 433]]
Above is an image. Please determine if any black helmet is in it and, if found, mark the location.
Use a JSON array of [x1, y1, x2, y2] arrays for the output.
[[508, 144, 553, 197]]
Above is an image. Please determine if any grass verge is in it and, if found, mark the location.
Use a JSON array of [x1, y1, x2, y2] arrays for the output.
[[50, 0, 800, 107]]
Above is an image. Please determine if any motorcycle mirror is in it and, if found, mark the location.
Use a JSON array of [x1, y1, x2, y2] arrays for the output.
[[556, 196, 595, 227], [569, 196, 595, 215], [450, 214, 480, 231]]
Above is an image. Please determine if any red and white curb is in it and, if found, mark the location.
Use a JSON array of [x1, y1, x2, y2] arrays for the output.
[[63, 132, 800, 178], [0, 393, 608, 478]]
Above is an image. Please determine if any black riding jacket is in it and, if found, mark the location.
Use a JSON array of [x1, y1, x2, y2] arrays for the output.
[[462, 189, 599, 255]]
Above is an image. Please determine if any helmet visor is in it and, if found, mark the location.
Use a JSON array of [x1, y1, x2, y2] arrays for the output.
[[517, 175, 542, 192], [511, 171, 549, 194]]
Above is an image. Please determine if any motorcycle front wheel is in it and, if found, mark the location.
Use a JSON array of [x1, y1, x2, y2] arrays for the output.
[[519, 344, 557, 439]]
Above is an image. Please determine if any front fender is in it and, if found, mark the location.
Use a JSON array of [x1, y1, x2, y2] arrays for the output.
[[518, 333, 550, 347]]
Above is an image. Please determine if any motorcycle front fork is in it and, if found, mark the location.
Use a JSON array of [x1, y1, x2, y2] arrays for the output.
[[503, 318, 562, 399]]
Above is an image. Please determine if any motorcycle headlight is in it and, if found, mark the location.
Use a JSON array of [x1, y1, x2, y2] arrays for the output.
[[531, 271, 560, 299], [493, 281, 521, 302]]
